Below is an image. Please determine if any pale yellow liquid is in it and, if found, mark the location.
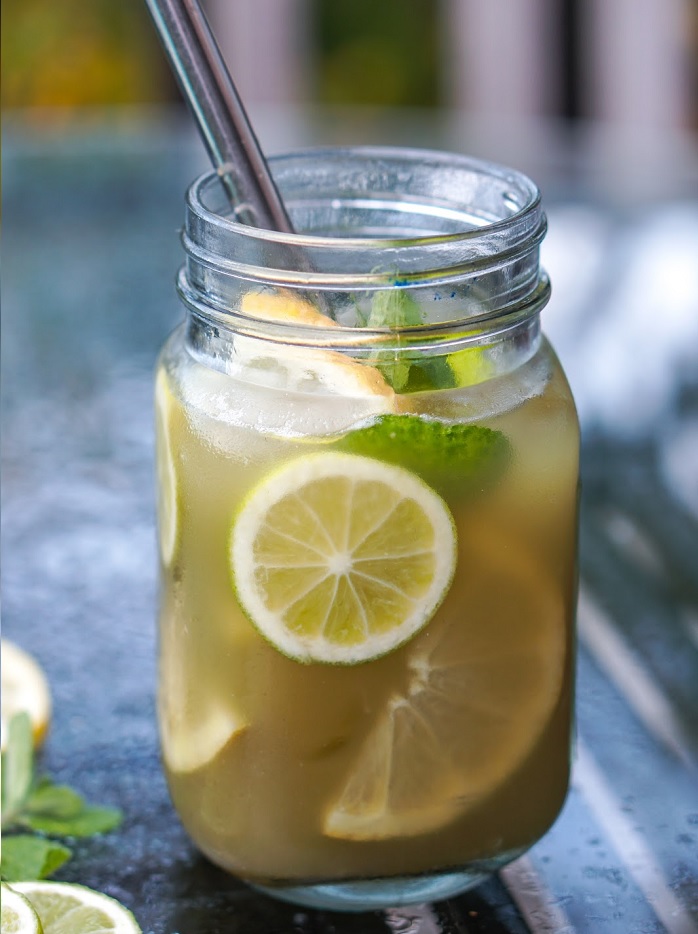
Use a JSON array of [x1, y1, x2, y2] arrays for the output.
[[156, 329, 579, 884]]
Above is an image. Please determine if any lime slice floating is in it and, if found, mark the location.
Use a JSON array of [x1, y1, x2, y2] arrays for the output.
[[154, 368, 179, 566], [1, 641, 52, 750], [230, 451, 457, 665], [8, 882, 141, 934], [323, 527, 566, 840], [1, 884, 43, 934]]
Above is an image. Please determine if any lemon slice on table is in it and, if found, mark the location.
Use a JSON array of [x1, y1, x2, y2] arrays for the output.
[[1, 641, 51, 750], [237, 291, 396, 403], [154, 368, 180, 567], [7, 882, 141, 934], [1, 884, 43, 934], [230, 451, 457, 665], [323, 527, 566, 840]]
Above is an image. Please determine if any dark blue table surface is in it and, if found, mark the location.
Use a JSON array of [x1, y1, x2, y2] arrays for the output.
[[3, 118, 697, 934]]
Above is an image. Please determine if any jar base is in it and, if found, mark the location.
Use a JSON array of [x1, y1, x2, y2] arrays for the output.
[[249, 850, 525, 912]]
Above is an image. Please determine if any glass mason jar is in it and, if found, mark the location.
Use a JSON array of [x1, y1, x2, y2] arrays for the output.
[[155, 147, 579, 912]]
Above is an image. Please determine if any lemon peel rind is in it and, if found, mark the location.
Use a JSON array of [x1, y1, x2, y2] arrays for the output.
[[230, 452, 457, 666]]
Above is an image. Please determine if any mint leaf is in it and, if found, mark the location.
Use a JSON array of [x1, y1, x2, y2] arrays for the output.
[[366, 288, 459, 392], [25, 781, 84, 820], [1, 713, 34, 827], [24, 803, 122, 838], [1, 835, 71, 881], [336, 415, 510, 497], [368, 287, 423, 329], [367, 288, 421, 390]]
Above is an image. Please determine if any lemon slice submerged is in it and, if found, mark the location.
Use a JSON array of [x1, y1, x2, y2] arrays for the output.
[[323, 530, 566, 840], [154, 369, 179, 567], [1, 641, 52, 750], [158, 622, 248, 775], [230, 452, 457, 665], [7, 882, 141, 934]]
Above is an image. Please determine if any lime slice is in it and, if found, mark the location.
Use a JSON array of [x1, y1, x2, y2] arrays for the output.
[[1, 884, 43, 934], [9, 882, 140, 934], [323, 527, 566, 839], [154, 368, 180, 566], [237, 291, 396, 404], [230, 452, 457, 665], [1, 641, 52, 750]]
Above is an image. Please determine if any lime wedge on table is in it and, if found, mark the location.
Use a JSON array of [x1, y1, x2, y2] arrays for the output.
[[230, 452, 457, 665], [1, 885, 43, 934], [323, 526, 565, 840], [6, 882, 140, 934], [1, 641, 52, 750]]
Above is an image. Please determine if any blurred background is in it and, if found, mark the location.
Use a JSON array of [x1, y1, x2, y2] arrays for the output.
[[4, 0, 698, 488]]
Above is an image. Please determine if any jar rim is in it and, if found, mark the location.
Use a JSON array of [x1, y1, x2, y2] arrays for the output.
[[180, 146, 549, 339], [187, 145, 543, 251]]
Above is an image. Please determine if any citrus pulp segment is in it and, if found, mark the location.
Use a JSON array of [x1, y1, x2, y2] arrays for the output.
[[237, 291, 396, 404], [8, 882, 141, 934], [230, 452, 457, 665], [154, 368, 180, 566], [1, 640, 51, 750], [323, 528, 566, 840], [1, 884, 43, 934]]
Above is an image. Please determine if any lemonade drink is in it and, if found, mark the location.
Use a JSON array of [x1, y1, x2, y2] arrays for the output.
[[155, 149, 579, 910]]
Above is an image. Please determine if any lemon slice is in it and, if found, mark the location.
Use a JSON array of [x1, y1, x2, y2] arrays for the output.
[[8, 882, 140, 934], [159, 698, 247, 775], [323, 527, 566, 840], [237, 291, 396, 403], [1, 641, 51, 750], [230, 451, 457, 665], [158, 625, 248, 774], [154, 368, 180, 566], [241, 290, 338, 327], [1, 884, 43, 934]]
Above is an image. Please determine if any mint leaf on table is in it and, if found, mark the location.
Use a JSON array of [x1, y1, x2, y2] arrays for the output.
[[1, 834, 71, 882], [1, 712, 123, 881], [336, 414, 510, 497], [23, 780, 122, 837], [24, 798, 122, 838], [1, 712, 34, 826]]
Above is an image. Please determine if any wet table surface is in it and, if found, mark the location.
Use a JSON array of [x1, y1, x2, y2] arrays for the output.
[[3, 118, 698, 934]]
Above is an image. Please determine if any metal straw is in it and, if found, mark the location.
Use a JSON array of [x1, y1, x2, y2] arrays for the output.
[[144, 0, 295, 232]]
